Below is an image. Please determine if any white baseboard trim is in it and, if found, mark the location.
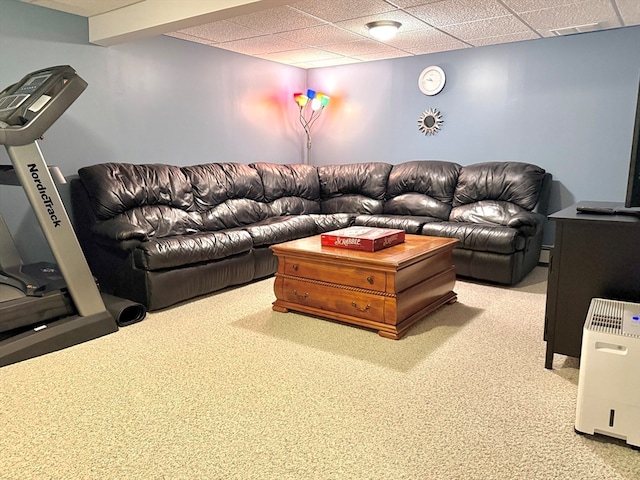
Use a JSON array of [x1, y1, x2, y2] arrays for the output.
[[539, 246, 551, 265]]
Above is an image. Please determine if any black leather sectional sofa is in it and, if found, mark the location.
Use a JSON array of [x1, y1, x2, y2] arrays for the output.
[[71, 161, 551, 311]]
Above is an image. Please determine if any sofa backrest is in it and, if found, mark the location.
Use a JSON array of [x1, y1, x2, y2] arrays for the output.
[[77, 162, 268, 237], [384, 160, 461, 220], [317, 163, 392, 214], [453, 162, 547, 210], [449, 161, 549, 225], [250, 162, 321, 216]]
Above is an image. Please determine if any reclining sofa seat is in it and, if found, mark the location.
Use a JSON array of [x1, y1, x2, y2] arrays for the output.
[[424, 161, 550, 284], [72, 160, 550, 311]]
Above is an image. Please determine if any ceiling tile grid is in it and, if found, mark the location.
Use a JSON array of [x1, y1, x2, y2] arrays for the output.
[[168, 20, 261, 44], [469, 30, 541, 47], [616, 0, 640, 24], [289, 0, 399, 23], [212, 35, 305, 56], [21, 0, 640, 69], [439, 14, 537, 41], [277, 24, 364, 46], [518, 1, 623, 36], [406, 0, 515, 27], [224, 5, 325, 35]]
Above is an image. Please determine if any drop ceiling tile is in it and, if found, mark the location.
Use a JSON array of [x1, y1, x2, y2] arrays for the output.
[[501, 0, 584, 13], [291, 0, 398, 22], [226, 5, 324, 35], [404, 39, 470, 55], [385, 27, 461, 50], [295, 57, 363, 68], [174, 20, 261, 43], [470, 31, 540, 47], [259, 48, 345, 64], [518, 1, 622, 36], [163, 32, 220, 47], [352, 50, 413, 61], [392, 0, 446, 7], [164, 32, 205, 44], [616, 0, 640, 25], [164, 32, 227, 48], [440, 15, 533, 40], [320, 39, 402, 56], [278, 24, 364, 46], [28, 0, 640, 69], [214, 34, 305, 55], [407, 0, 512, 27]]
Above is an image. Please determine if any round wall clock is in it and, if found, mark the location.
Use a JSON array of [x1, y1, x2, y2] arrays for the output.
[[418, 66, 446, 96]]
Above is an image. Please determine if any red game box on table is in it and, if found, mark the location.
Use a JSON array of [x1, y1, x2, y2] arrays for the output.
[[320, 227, 405, 252]]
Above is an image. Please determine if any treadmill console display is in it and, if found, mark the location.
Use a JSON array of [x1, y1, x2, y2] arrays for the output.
[[0, 66, 86, 146], [0, 73, 52, 116]]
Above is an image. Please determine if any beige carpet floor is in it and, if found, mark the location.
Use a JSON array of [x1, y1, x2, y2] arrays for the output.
[[1, 266, 638, 480]]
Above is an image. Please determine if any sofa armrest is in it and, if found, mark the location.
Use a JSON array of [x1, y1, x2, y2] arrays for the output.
[[92, 219, 149, 242], [450, 200, 545, 236], [506, 211, 545, 235]]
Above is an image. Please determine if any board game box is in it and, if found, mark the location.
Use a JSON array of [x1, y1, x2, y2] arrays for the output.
[[320, 227, 405, 252]]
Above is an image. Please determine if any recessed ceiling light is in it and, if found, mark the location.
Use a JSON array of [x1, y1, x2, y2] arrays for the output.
[[365, 21, 402, 41]]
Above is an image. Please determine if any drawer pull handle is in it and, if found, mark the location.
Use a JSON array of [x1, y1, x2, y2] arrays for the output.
[[293, 289, 308, 299], [367, 276, 374, 284], [292, 264, 299, 271], [351, 301, 370, 312]]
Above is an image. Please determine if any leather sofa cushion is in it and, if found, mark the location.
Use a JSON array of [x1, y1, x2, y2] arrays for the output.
[[308, 213, 355, 233], [385, 161, 460, 219], [453, 162, 547, 210], [109, 205, 203, 239], [133, 229, 253, 270], [251, 162, 320, 202], [184, 163, 264, 211], [422, 222, 526, 254], [243, 215, 318, 247], [354, 214, 440, 234], [321, 195, 384, 214], [78, 163, 194, 220], [384, 193, 451, 220], [201, 198, 268, 230], [77, 162, 268, 234], [450, 200, 545, 235], [318, 163, 392, 213], [251, 162, 321, 216], [265, 197, 321, 216]]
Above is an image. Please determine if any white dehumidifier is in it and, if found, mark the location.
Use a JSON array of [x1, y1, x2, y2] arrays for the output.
[[575, 298, 640, 447]]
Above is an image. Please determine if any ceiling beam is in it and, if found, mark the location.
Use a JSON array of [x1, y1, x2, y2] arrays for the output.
[[88, 0, 291, 46]]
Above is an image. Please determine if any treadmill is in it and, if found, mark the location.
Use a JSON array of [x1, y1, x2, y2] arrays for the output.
[[0, 65, 119, 367]]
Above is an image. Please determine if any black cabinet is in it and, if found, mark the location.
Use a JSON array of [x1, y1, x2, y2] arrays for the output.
[[544, 201, 640, 369]]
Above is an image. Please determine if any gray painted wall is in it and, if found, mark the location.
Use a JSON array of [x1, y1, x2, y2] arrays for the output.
[[1, 0, 639, 263], [308, 26, 640, 219], [0, 0, 306, 262]]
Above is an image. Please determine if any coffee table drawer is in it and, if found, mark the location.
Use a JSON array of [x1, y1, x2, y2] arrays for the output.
[[281, 277, 385, 321], [283, 259, 386, 292]]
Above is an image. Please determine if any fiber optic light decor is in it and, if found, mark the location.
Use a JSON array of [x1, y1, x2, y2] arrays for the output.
[[293, 89, 330, 164]]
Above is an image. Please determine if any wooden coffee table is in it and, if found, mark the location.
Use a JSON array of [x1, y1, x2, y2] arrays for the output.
[[270, 234, 459, 339]]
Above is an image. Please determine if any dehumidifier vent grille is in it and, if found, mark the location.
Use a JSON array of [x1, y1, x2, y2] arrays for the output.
[[585, 299, 623, 334]]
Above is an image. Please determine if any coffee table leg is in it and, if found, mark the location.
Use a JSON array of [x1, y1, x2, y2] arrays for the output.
[[378, 329, 400, 340], [272, 304, 289, 313]]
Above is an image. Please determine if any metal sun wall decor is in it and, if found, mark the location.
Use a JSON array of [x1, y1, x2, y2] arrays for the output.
[[418, 108, 444, 136]]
